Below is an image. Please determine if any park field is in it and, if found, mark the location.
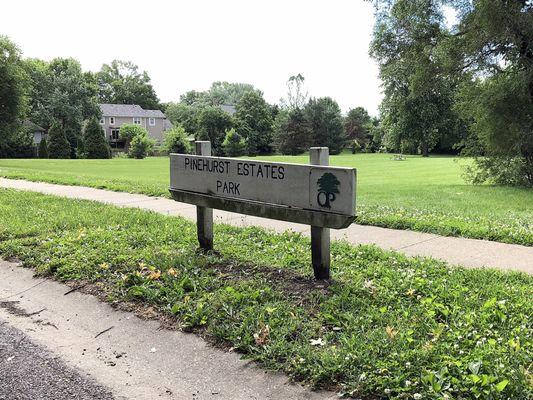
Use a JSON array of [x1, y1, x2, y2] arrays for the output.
[[0, 153, 531, 245], [0, 188, 531, 399]]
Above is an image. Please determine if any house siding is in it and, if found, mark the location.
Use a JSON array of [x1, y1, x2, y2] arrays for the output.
[[101, 115, 168, 143]]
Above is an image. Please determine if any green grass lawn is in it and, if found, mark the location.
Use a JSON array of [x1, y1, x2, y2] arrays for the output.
[[0, 188, 531, 399], [0, 153, 531, 245]]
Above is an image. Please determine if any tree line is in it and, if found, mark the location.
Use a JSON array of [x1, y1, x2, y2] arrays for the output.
[[165, 76, 382, 158], [368, 0, 532, 186], [0, 38, 162, 159], [2, 0, 531, 189]]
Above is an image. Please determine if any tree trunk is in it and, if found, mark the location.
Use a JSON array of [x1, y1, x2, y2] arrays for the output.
[[421, 140, 429, 157]]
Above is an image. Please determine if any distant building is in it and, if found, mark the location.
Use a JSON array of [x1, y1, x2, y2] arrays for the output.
[[23, 120, 46, 144], [99, 104, 172, 147], [219, 104, 236, 115]]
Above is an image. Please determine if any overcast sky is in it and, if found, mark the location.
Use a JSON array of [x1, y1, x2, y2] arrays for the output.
[[3, 0, 382, 115]]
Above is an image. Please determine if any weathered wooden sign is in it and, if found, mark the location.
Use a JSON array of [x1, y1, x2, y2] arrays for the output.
[[169, 142, 357, 279], [170, 155, 355, 224]]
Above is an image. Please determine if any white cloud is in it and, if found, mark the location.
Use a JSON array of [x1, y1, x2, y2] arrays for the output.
[[3, 0, 382, 115]]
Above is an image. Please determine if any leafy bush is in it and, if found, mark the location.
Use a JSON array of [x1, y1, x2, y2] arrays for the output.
[[222, 128, 246, 157], [463, 156, 532, 187], [47, 121, 71, 159], [82, 117, 110, 159], [128, 133, 155, 159], [350, 139, 362, 154], [119, 124, 147, 150], [163, 125, 191, 154]]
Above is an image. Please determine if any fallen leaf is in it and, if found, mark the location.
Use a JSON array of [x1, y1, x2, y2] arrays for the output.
[[386, 326, 397, 340], [253, 322, 270, 346], [148, 270, 161, 280]]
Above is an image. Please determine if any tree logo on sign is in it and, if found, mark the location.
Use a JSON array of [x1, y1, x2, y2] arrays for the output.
[[317, 173, 340, 209]]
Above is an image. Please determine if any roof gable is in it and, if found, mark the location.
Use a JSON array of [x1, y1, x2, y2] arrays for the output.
[[100, 104, 165, 118]]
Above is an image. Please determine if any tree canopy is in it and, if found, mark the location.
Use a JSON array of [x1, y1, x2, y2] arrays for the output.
[[97, 60, 161, 110], [0, 35, 31, 157], [235, 91, 274, 155], [305, 97, 346, 155], [24, 57, 100, 157]]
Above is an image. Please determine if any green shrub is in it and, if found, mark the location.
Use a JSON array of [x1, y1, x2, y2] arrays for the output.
[[128, 133, 155, 159], [119, 124, 147, 150], [82, 117, 111, 159], [222, 128, 246, 157], [47, 121, 71, 159], [350, 139, 362, 154], [163, 125, 191, 154]]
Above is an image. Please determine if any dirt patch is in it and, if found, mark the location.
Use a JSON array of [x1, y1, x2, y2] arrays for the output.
[[211, 261, 332, 303]]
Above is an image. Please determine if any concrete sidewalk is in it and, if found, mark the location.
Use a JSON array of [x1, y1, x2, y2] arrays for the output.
[[1, 177, 531, 274], [0, 260, 334, 400]]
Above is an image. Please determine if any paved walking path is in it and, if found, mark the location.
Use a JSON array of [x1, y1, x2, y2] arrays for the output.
[[0, 260, 334, 399], [1, 177, 531, 274]]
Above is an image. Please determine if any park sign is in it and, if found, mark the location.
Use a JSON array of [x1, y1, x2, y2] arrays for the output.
[[169, 141, 357, 279], [170, 154, 355, 228]]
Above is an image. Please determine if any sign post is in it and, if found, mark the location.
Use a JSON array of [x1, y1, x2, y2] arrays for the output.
[[195, 141, 213, 250], [310, 147, 330, 279], [169, 141, 356, 279]]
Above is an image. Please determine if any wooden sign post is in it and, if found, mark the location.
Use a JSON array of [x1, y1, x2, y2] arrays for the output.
[[195, 141, 213, 250], [169, 141, 356, 279], [310, 147, 330, 279]]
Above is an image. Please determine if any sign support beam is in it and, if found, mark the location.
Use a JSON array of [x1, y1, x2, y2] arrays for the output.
[[195, 141, 213, 250], [310, 147, 330, 280]]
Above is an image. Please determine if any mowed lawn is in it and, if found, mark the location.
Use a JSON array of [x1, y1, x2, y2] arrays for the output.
[[0, 153, 531, 245]]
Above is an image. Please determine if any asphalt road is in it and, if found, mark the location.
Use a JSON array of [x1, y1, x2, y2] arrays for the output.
[[0, 319, 115, 400]]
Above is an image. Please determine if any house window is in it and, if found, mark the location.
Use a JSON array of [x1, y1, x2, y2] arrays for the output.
[[133, 117, 142, 125], [149, 117, 155, 126], [109, 117, 115, 125], [99, 117, 105, 124], [110, 129, 120, 141]]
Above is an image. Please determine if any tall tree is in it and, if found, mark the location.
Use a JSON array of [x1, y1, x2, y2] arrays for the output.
[[47, 120, 70, 159], [207, 81, 259, 105], [197, 106, 234, 155], [273, 109, 311, 155], [0, 36, 32, 157], [82, 116, 110, 159], [97, 60, 161, 110], [344, 107, 372, 146], [449, 0, 533, 185], [165, 102, 200, 136], [305, 97, 346, 154], [282, 74, 308, 110], [234, 91, 274, 155], [370, 0, 460, 156]]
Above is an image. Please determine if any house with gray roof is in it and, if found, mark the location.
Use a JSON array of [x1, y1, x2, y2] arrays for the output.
[[23, 120, 46, 144], [99, 104, 172, 147]]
